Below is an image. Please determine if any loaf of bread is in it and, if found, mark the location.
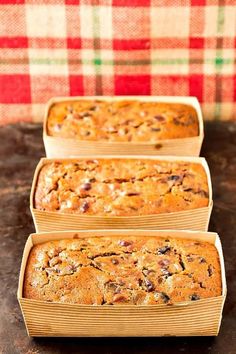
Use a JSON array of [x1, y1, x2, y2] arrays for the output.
[[24, 235, 222, 305], [47, 100, 199, 141], [34, 159, 209, 216]]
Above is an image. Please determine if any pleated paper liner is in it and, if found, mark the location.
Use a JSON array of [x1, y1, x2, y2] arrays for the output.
[[30, 156, 213, 233], [18, 230, 226, 337], [43, 96, 204, 158]]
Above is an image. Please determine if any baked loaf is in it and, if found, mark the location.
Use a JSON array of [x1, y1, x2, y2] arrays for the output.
[[24, 235, 222, 305], [47, 100, 199, 141], [34, 159, 209, 216]]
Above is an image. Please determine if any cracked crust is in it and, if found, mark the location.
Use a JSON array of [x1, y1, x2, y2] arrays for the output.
[[47, 100, 199, 141], [24, 236, 222, 305], [34, 159, 209, 216]]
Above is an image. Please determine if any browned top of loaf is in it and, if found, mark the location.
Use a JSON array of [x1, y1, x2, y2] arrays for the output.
[[47, 100, 199, 141], [24, 235, 222, 305], [34, 159, 209, 216]]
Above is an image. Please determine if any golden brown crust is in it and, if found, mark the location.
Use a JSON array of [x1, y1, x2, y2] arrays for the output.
[[34, 159, 209, 216], [47, 100, 199, 141], [24, 236, 222, 305]]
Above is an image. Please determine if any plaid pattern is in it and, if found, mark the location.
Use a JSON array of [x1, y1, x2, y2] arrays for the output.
[[0, 1, 235, 124]]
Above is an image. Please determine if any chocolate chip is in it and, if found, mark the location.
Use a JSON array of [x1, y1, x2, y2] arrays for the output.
[[158, 259, 170, 267], [126, 192, 140, 196], [133, 123, 142, 128], [157, 246, 171, 255], [86, 178, 96, 183], [115, 178, 129, 183], [111, 258, 119, 265], [81, 182, 92, 191], [199, 257, 206, 263], [208, 265, 213, 277], [168, 175, 180, 181], [161, 292, 170, 303], [144, 279, 154, 292], [69, 264, 77, 272], [190, 294, 200, 301], [89, 106, 97, 111], [154, 115, 165, 122], [183, 187, 193, 192], [151, 127, 161, 132], [83, 131, 91, 136], [118, 240, 132, 247], [80, 201, 89, 213], [179, 260, 185, 271]]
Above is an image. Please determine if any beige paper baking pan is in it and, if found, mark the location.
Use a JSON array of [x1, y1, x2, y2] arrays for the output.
[[30, 156, 213, 233], [43, 96, 204, 157], [18, 229, 226, 337]]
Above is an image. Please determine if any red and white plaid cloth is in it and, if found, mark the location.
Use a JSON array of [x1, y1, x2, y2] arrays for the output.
[[0, 0, 235, 124]]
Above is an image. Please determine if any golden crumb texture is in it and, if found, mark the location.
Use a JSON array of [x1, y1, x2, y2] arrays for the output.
[[34, 159, 209, 216], [24, 235, 221, 305], [47, 100, 199, 141]]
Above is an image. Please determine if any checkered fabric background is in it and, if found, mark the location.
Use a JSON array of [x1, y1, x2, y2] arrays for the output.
[[0, 1, 235, 124]]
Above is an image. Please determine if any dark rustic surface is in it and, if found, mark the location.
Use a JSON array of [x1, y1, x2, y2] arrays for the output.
[[0, 122, 235, 354]]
